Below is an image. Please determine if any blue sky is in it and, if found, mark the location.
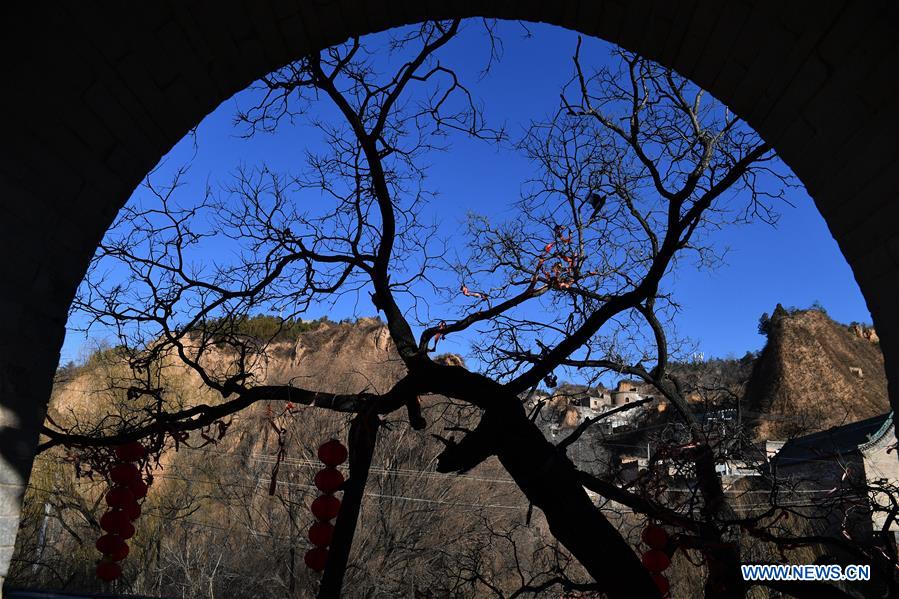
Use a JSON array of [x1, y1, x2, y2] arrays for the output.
[[60, 20, 871, 368]]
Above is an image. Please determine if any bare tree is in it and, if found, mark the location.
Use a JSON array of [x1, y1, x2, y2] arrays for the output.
[[35, 20, 888, 599]]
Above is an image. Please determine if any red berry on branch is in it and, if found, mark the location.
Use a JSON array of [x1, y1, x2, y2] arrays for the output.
[[314, 467, 344, 494], [641, 549, 671, 573], [310, 495, 341, 521], [304, 547, 329, 572], [641, 524, 669, 550], [317, 439, 348, 466], [308, 521, 335, 547], [95, 534, 126, 555], [109, 463, 141, 486], [96, 561, 122, 581], [105, 486, 135, 509]]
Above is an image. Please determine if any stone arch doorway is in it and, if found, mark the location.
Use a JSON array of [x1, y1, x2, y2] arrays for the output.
[[2, 0, 898, 584]]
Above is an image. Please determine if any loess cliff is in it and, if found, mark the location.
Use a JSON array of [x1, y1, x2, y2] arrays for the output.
[[744, 305, 889, 441]]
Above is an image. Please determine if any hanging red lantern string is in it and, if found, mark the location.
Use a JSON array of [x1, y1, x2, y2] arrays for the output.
[[310, 495, 341, 521], [652, 573, 670, 596], [95, 534, 127, 556], [129, 478, 148, 500], [105, 486, 135, 509], [641, 549, 671, 572], [314, 467, 344, 494], [309, 522, 335, 547], [304, 547, 329, 572], [115, 441, 146, 463], [96, 561, 122, 582], [109, 462, 140, 484], [641, 523, 672, 597], [95, 440, 149, 582], [641, 523, 670, 549], [318, 439, 348, 467], [305, 438, 347, 573]]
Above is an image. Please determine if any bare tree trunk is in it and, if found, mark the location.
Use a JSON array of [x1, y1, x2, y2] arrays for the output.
[[437, 403, 660, 599], [693, 446, 744, 598]]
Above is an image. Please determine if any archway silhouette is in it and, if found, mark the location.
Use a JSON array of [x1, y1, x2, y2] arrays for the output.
[[2, 0, 898, 584]]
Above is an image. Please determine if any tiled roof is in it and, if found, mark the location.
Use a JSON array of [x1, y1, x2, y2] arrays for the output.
[[773, 412, 893, 465]]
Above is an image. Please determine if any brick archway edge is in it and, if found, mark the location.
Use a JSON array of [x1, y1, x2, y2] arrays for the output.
[[2, 0, 898, 583]]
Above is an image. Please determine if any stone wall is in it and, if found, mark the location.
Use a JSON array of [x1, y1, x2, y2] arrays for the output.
[[861, 423, 899, 532]]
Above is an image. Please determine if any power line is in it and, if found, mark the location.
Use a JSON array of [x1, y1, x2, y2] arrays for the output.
[[244, 453, 517, 485], [33, 453, 868, 498], [251, 477, 525, 510], [27, 458, 526, 513]]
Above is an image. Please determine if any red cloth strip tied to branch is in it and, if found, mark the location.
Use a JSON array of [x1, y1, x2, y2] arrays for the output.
[[305, 439, 347, 573]]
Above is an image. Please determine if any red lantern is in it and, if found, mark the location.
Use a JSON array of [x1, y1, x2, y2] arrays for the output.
[[652, 573, 670, 595], [115, 441, 146, 462], [107, 541, 130, 562], [110, 463, 141, 486], [304, 547, 329, 572], [96, 561, 122, 581], [314, 467, 344, 494], [106, 486, 135, 509], [641, 549, 671, 573], [641, 524, 669, 550], [308, 521, 335, 547], [311, 495, 341, 521], [97, 456, 144, 573], [100, 510, 131, 534], [318, 439, 348, 466], [116, 521, 136, 540], [123, 500, 141, 521], [128, 479, 148, 499], [95, 534, 126, 555]]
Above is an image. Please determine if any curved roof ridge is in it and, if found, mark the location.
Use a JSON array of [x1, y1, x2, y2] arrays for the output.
[[858, 411, 895, 452]]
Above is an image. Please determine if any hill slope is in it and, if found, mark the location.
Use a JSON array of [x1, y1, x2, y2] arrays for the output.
[[744, 305, 889, 441], [15, 319, 529, 598]]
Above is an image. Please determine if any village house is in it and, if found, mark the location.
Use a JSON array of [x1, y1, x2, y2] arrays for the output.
[[611, 380, 643, 406], [770, 412, 899, 546]]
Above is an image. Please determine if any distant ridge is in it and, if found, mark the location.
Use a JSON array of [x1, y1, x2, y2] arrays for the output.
[[744, 305, 889, 441]]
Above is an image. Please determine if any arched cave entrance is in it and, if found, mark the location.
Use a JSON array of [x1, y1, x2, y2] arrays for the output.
[[2, 0, 898, 584]]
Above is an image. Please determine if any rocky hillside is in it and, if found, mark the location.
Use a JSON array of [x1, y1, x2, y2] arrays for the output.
[[13, 319, 533, 598], [263, 317, 404, 393], [744, 305, 889, 441]]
